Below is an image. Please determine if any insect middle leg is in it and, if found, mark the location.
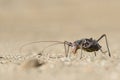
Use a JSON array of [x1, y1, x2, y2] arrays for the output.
[[80, 46, 83, 59], [94, 51, 97, 56]]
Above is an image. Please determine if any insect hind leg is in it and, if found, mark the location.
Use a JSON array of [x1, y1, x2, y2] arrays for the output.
[[100, 48, 107, 54], [97, 34, 111, 57]]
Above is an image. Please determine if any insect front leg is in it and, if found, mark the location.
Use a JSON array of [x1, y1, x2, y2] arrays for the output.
[[64, 41, 70, 58], [97, 34, 111, 57]]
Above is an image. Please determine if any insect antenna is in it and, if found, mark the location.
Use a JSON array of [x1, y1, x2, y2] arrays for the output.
[[40, 42, 64, 53], [97, 34, 111, 57], [20, 41, 64, 54]]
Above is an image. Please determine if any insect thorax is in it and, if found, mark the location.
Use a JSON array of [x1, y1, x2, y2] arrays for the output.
[[74, 38, 101, 52]]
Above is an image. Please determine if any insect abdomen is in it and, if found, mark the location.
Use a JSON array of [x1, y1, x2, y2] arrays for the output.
[[83, 44, 101, 52]]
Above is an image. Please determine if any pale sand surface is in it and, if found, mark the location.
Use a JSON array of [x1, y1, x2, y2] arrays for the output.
[[0, 0, 120, 80]]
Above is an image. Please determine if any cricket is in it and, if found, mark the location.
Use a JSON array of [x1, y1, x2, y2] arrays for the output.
[[20, 34, 111, 59]]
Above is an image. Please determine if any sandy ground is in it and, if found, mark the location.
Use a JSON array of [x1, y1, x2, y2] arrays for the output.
[[0, 0, 120, 80]]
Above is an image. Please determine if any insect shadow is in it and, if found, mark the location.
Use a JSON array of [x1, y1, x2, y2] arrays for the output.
[[20, 34, 111, 59]]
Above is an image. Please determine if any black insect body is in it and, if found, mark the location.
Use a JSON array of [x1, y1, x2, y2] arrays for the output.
[[64, 34, 111, 58], [74, 38, 101, 52], [66, 38, 101, 58], [20, 34, 111, 59]]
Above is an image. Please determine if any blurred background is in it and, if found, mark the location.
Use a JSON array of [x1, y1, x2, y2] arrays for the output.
[[1, 1, 120, 80], [0, 0, 120, 53]]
